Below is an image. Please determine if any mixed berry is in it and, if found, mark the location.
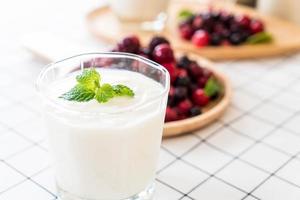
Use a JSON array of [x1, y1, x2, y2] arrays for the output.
[[112, 35, 221, 122], [178, 9, 272, 47]]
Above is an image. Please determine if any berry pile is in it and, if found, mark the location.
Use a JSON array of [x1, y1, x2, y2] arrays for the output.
[[112, 35, 221, 122], [178, 9, 267, 47]]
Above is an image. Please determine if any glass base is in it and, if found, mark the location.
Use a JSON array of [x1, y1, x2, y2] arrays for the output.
[[57, 183, 155, 200]]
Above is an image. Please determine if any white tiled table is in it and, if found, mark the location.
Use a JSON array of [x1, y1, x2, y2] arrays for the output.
[[1, 0, 300, 199]]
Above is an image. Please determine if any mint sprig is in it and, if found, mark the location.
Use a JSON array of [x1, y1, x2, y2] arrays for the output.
[[178, 9, 194, 21], [59, 68, 135, 103], [204, 77, 221, 97]]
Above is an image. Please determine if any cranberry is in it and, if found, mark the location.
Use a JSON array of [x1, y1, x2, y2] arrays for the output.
[[165, 107, 178, 122], [179, 24, 194, 40], [153, 44, 175, 64], [191, 30, 210, 47], [148, 36, 170, 52], [189, 106, 202, 117], [250, 19, 264, 34], [177, 99, 193, 115], [192, 15, 203, 29], [192, 89, 210, 106], [188, 62, 203, 79], [121, 35, 140, 53], [162, 62, 177, 84], [236, 15, 251, 28]]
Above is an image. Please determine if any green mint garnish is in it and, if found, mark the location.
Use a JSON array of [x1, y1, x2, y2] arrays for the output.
[[246, 32, 273, 44], [204, 77, 221, 97], [60, 68, 135, 103], [178, 9, 194, 21]]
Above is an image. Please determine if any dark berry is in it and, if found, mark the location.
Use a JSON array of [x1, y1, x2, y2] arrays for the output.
[[153, 44, 175, 64], [229, 32, 244, 45], [179, 24, 194, 40], [174, 87, 188, 101], [175, 76, 190, 87], [188, 61, 203, 79], [177, 99, 193, 115], [192, 89, 209, 106], [167, 86, 176, 107], [250, 19, 264, 34], [165, 107, 178, 122], [197, 77, 208, 88], [121, 35, 140, 53], [148, 36, 170, 52], [177, 55, 192, 69], [192, 30, 210, 47], [162, 62, 177, 84], [210, 33, 223, 46], [189, 106, 202, 117]]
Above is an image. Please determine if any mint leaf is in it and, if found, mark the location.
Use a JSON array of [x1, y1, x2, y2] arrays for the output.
[[60, 68, 135, 103], [76, 68, 100, 90], [59, 84, 95, 102], [95, 84, 115, 103], [113, 84, 134, 97], [178, 9, 194, 21], [246, 32, 273, 44], [204, 78, 221, 97]]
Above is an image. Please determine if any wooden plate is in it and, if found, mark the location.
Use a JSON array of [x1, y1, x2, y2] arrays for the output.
[[86, 1, 300, 60], [163, 53, 231, 137]]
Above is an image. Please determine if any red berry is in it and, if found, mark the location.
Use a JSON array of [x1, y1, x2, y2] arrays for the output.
[[192, 16, 203, 29], [169, 86, 175, 98], [165, 107, 178, 122], [177, 69, 188, 77], [153, 44, 175, 64], [179, 24, 194, 40], [197, 77, 208, 88], [191, 30, 210, 47], [236, 15, 251, 28], [121, 35, 140, 53], [162, 62, 178, 84], [177, 99, 193, 115], [188, 62, 203, 79], [250, 20, 264, 34], [192, 89, 209, 106]]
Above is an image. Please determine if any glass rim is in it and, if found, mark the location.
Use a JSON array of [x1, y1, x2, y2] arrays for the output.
[[35, 52, 170, 116]]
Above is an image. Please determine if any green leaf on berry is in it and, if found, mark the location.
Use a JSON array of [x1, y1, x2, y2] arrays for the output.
[[246, 32, 273, 44], [60, 68, 135, 103], [204, 77, 221, 97], [59, 84, 95, 102], [113, 84, 134, 97], [178, 9, 194, 21]]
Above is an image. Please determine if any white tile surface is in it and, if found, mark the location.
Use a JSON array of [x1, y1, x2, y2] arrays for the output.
[[0, 162, 25, 193], [253, 177, 300, 200], [216, 160, 268, 192], [154, 181, 183, 200], [0, 180, 54, 200], [263, 129, 300, 155], [230, 115, 274, 139], [158, 160, 209, 193], [32, 168, 57, 194], [207, 128, 255, 156], [189, 177, 245, 200], [6, 146, 49, 177], [195, 121, 223, 139], [219, 106, 244, 124], [157, 148, 176, 172], [183, 143, 232, 174], [240, 143, 290, 172], [232, 90, 261, 111], [251, 103, 294, 125], [283, 114, 300, 134], [0, 131, 32, 159], [162, 134, 199, 157], [277, 159, 300, 187]]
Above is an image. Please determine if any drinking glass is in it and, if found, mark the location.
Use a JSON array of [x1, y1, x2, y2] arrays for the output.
[[36, 52, 170, 200]]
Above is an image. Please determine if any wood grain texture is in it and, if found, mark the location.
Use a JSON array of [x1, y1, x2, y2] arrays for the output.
[[86, 1, 300, 60], [163, 53, 232, 137]]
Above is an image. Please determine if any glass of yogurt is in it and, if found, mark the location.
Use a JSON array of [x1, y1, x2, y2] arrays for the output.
[[36, 53, 170, 200], [109, 0, 170, 31]]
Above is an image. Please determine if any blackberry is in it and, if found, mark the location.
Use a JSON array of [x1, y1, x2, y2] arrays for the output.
[[189, 106, 202, 117], [175, 76, 191, 87], [177, 55, 192, 69], [210, 33, 223, 46], [174, 87, 188, 102]]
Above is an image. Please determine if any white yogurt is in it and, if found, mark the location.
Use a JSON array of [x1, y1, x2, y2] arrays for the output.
[[43, 69, 167, 200], [109, 0, 170, 22]]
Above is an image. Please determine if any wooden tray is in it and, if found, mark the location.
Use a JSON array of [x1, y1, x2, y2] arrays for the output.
[[86, 1, 300, 60], [163, 53, 231, 137]]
